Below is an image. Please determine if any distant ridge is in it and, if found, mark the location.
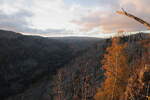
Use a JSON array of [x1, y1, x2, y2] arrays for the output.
[[0, 30, 21, 39]]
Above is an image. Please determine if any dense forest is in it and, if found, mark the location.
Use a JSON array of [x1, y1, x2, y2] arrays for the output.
[[52, 33, 150, 100], [0, 30, 102, 100], [0, 30, 149, 100], [95, 34, 150, 100]]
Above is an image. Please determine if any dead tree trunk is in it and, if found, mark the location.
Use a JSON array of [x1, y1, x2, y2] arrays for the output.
[[116, 9, 150, 30]]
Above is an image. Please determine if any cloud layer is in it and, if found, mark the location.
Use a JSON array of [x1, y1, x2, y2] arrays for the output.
[[0, 0, 150, 36], [72, 0, 150, 33]]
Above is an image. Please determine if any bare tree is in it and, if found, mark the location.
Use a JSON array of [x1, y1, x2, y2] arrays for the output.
[[52, 69, 65, 100]]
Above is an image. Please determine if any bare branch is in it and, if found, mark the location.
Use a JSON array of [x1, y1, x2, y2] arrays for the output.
[[116, 9, 150, 30]]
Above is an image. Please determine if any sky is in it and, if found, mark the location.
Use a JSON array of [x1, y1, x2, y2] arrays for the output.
[[0, 0, 150, 37]]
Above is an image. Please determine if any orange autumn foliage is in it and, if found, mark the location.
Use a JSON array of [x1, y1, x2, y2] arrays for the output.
[[95, 37, 130, 100]]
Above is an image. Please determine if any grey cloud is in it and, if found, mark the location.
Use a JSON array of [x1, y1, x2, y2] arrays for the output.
[[72, 0, 150, 33], [73, 12, 148, 33], [1, 0, 150, 35], [0, 9, 32, 31], [0, 9, 67, 35]]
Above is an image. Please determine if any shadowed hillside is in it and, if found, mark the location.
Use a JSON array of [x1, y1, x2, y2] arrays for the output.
[[0, 30, 101, 100], [0, 30, 149, 100]]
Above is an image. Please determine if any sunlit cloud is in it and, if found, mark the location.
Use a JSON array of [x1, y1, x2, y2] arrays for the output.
[[72, 0, 150, 33], [0, 0, 150, 36]]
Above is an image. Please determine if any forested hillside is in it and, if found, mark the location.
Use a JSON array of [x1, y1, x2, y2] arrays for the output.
[[51, 33, 150, 100], [0, 30, 149, 100], [95, 33, 150, 100], [0, 30, 101, 100]]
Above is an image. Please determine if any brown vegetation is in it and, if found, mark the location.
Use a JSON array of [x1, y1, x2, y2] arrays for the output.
[[95, 9, 150, 100], [95, 36, 150, 100]]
